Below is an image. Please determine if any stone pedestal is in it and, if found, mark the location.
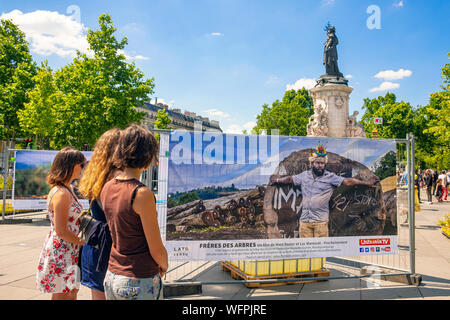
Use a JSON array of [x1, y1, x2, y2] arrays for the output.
[[307, 83, 365, 138]]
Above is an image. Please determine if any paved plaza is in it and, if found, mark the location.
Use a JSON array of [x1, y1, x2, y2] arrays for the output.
[[0, 196, 449, 300]]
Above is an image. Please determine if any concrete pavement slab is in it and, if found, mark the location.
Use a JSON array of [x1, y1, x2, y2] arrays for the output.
[[297, 278, 361, 300], [0, 197, 449, 300]]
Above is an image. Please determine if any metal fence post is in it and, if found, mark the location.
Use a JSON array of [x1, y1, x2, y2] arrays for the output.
[[409, 133, 416, 275], [2, 145, 8, 221]]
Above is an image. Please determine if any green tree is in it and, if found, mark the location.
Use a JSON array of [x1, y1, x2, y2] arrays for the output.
[[422, 53, 450, 169], [18, 14, 154, 149], [374, 151, 396, 180], [177, 192, 200, 206], [253, 88, 314, 136], [360, 93, 426, 168], [155, 108, 172, 129], [19, 61, 61, 149], [154, 108, 172, 140], [360, 92, 415, 139], [0, 19, 36, 140]]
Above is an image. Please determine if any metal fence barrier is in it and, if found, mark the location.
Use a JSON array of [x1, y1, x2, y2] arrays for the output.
[[157, 133, 419, 286], [1, 133, 419, 286]]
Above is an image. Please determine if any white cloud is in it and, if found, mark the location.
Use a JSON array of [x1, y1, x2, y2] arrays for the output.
[[0, 9, 149, 60], [345, 74, 353, 79], [121, 22, 140, 33], [224, 121, 256, 134], [322, 0, 336, 6], [393, 1, 404, 7], [202, 108, 231, 119], [154, 98, 175, 107], [134, 55, 150, 61], [374, 68, 412, 81], [264, 75, 281, 86], [369, 81, 400, 92], [0, 9, 89, 57], [243, 121, 256, 130], [225, 124, 243, 134], [118, 50, 150, 61], [286, 78, 316, 91], [210, 32, 224, 36]]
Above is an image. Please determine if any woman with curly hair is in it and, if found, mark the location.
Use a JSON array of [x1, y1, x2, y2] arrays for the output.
[[101, 124, 167, 300], [78, 128, 122, 300]]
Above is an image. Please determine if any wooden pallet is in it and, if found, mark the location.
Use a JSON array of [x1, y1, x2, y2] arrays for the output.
[[221, 262, 330, 288]]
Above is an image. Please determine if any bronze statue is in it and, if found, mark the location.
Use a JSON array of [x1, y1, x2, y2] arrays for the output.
[[323, 26, 343, 77], [316, 25, 347, 86]]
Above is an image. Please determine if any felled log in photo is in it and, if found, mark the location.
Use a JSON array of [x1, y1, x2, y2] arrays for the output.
[[263, 149, 388, 238]]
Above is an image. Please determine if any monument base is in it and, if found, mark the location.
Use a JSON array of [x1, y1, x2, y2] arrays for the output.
[[316, 74, 348, 87], [307, 80, 365, 138]]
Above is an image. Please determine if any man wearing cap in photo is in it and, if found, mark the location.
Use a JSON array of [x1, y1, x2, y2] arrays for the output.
[[269, 145, 379, 238]]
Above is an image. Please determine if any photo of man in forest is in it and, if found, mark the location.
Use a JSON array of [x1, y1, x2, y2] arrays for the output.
[[269, 145, 379, 238]]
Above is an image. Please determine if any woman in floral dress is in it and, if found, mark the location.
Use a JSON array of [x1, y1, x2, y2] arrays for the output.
[[36, 147, 87, 300]]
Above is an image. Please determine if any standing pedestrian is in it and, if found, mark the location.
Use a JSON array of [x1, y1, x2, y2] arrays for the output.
[[101, 124, 168, 300], [401, 169, 408, 186], [424, 169, 433, 204], [77, 128, 122, 300], [436, 170, 447, 202], [36, 147, 87, 300], [414, 169, 422, 203], [444, 170, 450, 201], [432, 169, 439, 195], [438, 170, 448, 202]]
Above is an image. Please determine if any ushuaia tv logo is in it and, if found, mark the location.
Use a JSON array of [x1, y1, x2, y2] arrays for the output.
[[359, 238, 391, 254], [359, 238, 390, 246]]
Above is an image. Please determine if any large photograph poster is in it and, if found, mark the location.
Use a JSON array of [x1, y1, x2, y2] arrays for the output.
[[165, 131, 398, 261], [13, 150, 92, 209]]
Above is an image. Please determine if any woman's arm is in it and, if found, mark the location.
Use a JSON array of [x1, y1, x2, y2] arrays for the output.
[[52, 189, 84, 246], [133, 187, 169, 276]]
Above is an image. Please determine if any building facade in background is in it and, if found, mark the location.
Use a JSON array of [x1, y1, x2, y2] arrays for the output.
[[138, 101, 222, 132]]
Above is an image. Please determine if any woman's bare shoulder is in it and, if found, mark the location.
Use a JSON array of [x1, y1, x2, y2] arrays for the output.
[[133, 186, 156, 215], [51, 187, 71, 202], [135, 185, 155, 201]]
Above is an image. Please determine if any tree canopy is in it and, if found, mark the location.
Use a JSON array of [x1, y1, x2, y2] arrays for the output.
[[18, 14, 155, 149], [253, 88, 314, 136], [360, 92, 415, 139], [422, 53, 450, 169], [154, 108, 172, 130], [0, 18, 36, 140], [360, 53, 450, 169], [154, 108, 172, 141]]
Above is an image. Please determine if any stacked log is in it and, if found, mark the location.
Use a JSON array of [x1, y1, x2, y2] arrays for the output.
[[167, 186, 267, 233]]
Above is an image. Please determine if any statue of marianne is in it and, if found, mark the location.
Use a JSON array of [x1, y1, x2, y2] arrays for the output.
[[323, 26, 343, 77]]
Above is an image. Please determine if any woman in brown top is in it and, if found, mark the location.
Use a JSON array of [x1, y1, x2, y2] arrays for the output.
[[100, 124, 168, 300]]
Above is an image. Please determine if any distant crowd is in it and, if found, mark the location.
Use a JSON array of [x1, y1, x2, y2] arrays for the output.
[[398, 168, 449, 204]]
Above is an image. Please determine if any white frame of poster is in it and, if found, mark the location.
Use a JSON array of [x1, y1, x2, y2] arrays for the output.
[[161, 129, 413, 265]]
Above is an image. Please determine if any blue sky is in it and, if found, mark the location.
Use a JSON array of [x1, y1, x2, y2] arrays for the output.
[[1, 0, 449, 133], [15, 150, 92, 169]]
